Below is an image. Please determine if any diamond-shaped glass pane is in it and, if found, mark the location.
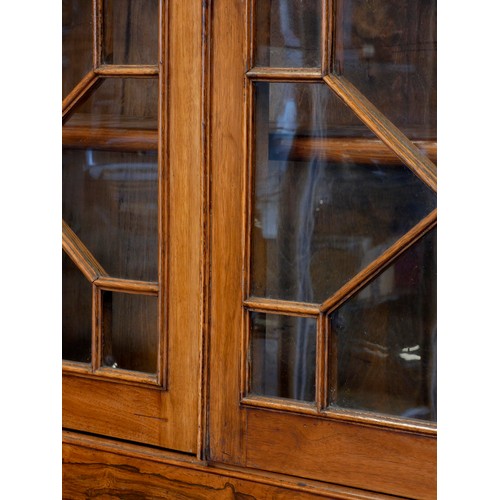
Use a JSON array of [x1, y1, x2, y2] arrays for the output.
[[328, 228, 437, 422], [251, 82, 436, 303], [62, 0, 93, 99], [63, 251, 92, 363], [254, 0, 322, 68], [335, 0, 436, 152]]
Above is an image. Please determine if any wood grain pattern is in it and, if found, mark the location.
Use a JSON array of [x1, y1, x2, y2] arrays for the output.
[[94, 64, 159, 76], [245, 409, 436, 499], [246, 67, 323, 80], [62, 126, 157, 151], [93, 276, 159, 295], [244, 296, 320, 316], [63, 431, 404, 499]]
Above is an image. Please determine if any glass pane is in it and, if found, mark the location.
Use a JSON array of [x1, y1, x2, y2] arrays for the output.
[[336, 0, 436, 143], [62, 251, 92, 363], [250, 312, 316, 402], [63, 149, 158, 282], [66, 77, 158, 130], [251, 82, 436, 303], [254, 0, 322, 68], [62, 0, 93, 98], [103, 0, 159, 65], [328, 229, 437, 422], [102, 291, 158, 373]]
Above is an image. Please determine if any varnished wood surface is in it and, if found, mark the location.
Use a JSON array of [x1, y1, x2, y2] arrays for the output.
[[245, 409, 437, 499], [62, 126, 157, 151], [63, 431, 406, 499]]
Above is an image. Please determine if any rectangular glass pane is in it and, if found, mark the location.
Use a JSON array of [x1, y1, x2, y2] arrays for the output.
[[336, 0, 436, 144], [62, 0, 93, 98], [103, 0, 159, 65], [62, 251, 92, 363], [250, 312, 316, 402], [62, 149, 158, 282], [102, 291, 158, 374], [251, 82, 436, 303], [254, 0, 322, 67], [328, 229, 437, 422]]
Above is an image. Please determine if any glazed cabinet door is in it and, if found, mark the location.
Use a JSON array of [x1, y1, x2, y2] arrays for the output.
[[62, 0, 204, 453], [208, 0, 437, 497]]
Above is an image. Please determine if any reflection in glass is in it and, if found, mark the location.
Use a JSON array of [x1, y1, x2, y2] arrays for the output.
[[62, 251, 92, 363], [103, 0, 159, 65], [335, 0, 436, 143], [66, 78, 158, 130], [250, 312, 316, 401], [63, 149, 158, 282], [251, 82, 436, 303], [102, 291, 158, 374], [328, 229, 436, 421], [62, 0, 93, 98], [255, 0, 322, 68]]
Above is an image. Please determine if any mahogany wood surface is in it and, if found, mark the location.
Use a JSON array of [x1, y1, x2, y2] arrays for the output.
[[63, 431, 405, 499]]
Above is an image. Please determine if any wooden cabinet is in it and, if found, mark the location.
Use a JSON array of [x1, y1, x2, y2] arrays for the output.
[[62, 1, 437, 498]]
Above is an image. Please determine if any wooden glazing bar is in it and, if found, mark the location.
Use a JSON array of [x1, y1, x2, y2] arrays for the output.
[[321, 0, 333, 75], [157, 0, 168, 391], [93, 0, 103, 68], [323, 74, 437, 192], [62, 219, 107, 283], [62, 361, 93, 375], [92, 284, 101, 370], [62, 71, 102, 123], [93, 276, 159, 295], [240, 310, 251, 398], [319, 209, 437, 314], [93, 367, 160, 386], [246, 0, 256, 70], [269, 135, 437, 164], [95, 65, 160, 77], [319, 407, 437, 436], [241, 395, 318, 416], [315, 313, 328, 411], [246, 67, 323, 81], [244, 297, 320, 316], [62, 126, 158, 152]]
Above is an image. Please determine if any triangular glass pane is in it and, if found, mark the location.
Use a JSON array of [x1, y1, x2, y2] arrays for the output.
[[251, 81, 436, 303], [328, 228, 437, 422], [62, 0, 93, 99], [334, 0, 436, 159], [63, 250, 92, 364]]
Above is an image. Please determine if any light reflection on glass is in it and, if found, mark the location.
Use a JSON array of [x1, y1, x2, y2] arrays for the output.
[[254, 0, 322, 68], [251, 82, 436, 303]]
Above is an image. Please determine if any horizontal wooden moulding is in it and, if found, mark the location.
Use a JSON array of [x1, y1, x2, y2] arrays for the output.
[[94, 276, 159, 295], [319, 406, 437, 436], [246, 67, 323, 81], [269, 134, 437, 165], [241, 395, 318, 416], [94, 65, 159, 77], [63, 126, 158, 152], [244, 296, 320, 316], [62, 360, 92, 375], [93, 367, 160, 387]]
